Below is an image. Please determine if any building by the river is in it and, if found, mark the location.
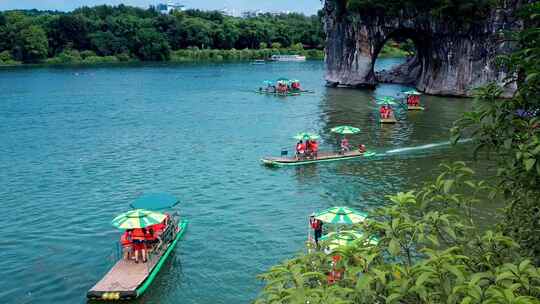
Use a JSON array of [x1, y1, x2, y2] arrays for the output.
[[155, 2, 185, 14]]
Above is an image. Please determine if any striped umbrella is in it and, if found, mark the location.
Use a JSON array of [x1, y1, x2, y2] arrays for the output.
[[111, 209, 166, 230], [403, 90, 422, 95], [315, 206, 367, 225], [376, 96, 398, 106], [293, 132, 320, 140], [331, 125, 361, 135]]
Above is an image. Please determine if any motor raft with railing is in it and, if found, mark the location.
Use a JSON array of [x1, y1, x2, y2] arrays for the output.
[[87, 193, 188, 301], [257, 78, 314, 96], [261, 129, 376, 167]]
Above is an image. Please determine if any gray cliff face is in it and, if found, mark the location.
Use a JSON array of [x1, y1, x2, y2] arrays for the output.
[[323, 1, 523, 97]]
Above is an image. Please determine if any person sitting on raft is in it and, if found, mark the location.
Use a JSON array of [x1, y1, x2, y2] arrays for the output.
[[387, 106, 394, 118], [277, 82, 288, 94], [308, 140, 318, 159], [296, 140, 306, 159], [380, 105, 388, 119], [340, 138, 350, 153], [291, 81, 301, 91], [121, 229, 133, 260]]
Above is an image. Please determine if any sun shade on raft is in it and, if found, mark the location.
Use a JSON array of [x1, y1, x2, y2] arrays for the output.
[[314, 206, 368, 225], [130, 193, 180, 211], [330, 125, 361, 135], [111, 209, 167, 229]]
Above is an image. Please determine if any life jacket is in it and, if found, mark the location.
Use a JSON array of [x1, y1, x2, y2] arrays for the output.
[[311, 219, 321, 230], [132, 228, 146, 241], [297, 143, 305, 153], [120, 231, 132, 246], [311, 142, 318, 152]]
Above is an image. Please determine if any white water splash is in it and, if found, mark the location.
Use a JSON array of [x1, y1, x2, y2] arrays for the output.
[[385, 138, 473, 155]]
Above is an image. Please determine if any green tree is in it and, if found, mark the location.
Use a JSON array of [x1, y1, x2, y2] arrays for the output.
[[256, 163, 540, 304], [133, 28, 170, 61], [46, 14, 94, 54], [17, 25, 48, 63], [452, 2, 540, 262], [89, 31, 129, 56]]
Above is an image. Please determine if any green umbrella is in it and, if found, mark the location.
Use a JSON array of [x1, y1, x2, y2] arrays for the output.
[[403, 90, 422, 95], [315, 206, 368, 225], [111, 209, 166, 230], [331, 125, 361, 135], [375, 96, 398, 106], [321, 230, 378, 251], [293, 132, 320, 140]]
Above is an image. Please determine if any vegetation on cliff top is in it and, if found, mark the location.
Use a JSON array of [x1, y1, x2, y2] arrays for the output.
[[334, 0, 497, 24], [0, 5, 325, 65]]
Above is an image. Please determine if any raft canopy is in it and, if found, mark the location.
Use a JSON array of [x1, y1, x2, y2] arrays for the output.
[[375, 96, 398, 106], [331, 125, 361, 135], [293, 132, 320, 140], [130, 193, 180, 211], [314, 206, 368, 225], [403, 90, 422, 95]]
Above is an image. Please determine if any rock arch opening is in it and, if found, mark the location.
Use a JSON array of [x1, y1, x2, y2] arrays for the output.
[[373, 30, 423, 85]]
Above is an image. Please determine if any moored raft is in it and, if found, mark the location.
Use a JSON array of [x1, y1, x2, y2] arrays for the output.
[[380, 115, 398, 124], [261, 150, 376, 167]]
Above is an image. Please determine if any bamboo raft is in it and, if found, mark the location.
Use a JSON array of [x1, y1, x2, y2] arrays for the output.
[[407, 105, 425, 111], [87, 220, 188, 301], [256, 89, 314, 96], [380, 113, 398, 124], [261, 150, 376, 167]]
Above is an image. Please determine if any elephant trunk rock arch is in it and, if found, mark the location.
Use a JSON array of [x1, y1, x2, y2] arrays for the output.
[[323, 1, 524, 97]]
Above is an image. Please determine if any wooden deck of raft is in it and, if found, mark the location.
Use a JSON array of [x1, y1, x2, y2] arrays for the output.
[[407, 105, 425, 111], [89, 257, 159, 294], [262, 150, 369, 165]]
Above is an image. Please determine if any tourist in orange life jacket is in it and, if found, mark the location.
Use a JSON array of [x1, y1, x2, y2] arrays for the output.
[[296, 140, 306, 159], [120, 229, 133, 260], [340, 137, 350, 153], [387, 106, 394, 118], [309, 214, 324, 247], [305, 139, 312, 156], [310, 141, 318, 159], [132, 228, 147, 263], [380, 105, 388, 119]]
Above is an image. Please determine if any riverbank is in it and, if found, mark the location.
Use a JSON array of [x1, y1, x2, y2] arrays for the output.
[[0, 46, 411, 67], [0, 48, 325, 67]]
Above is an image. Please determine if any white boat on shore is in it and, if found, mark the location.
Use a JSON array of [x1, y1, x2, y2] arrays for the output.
[[270, 55, 306, 62]]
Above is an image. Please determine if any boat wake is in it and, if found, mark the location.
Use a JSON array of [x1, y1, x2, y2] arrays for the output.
[[384, 138, 473, 155]]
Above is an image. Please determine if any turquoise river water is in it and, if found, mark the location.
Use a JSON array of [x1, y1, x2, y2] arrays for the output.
[[0, 59, 494, 304]]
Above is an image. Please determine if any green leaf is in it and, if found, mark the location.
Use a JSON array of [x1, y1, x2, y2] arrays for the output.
[[415, 271, 433, 288], [388, 238, 400, 256], [524, 158, 536, 171], [444, 179, 455, 194], [385, 293, 402, 304], [444, 264, 465, 284], [525, 72, 538, 82]]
